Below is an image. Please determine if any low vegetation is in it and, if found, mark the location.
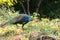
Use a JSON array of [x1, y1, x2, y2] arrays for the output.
[[0, 11, 60, 40]]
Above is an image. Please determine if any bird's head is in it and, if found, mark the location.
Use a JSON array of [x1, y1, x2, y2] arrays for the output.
[[29, 16, 34, 21]]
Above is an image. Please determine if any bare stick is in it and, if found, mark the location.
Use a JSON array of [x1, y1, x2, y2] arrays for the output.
[[20, 1, 26, 14], [36, 0, 43, 13], [27, 0, 30, 15]]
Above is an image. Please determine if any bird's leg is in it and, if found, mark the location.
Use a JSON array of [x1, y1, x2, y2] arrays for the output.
[[22, 24, 25, 30]]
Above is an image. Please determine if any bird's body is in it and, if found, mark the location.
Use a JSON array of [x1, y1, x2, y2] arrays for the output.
[[13, 14, 30, 24], [0, 14, 31, 29]]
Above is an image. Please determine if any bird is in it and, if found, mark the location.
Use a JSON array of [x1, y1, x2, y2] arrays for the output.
[[0, 14, 33, 29]]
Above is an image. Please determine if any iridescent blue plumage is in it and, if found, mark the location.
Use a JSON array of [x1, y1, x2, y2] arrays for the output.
[[18, 15, 30, 24], [14, 14, 30, 24]]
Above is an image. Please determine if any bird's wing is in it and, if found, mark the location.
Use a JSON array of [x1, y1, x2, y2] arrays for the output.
[[13, 14, 24, 21]]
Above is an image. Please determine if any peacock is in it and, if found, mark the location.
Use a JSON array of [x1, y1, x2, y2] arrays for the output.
[[0, 14, 33, 29]]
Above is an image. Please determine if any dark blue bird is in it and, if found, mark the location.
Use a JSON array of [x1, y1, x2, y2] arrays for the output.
[[0, 14, 33, 29], [13, 14, 30, 29]]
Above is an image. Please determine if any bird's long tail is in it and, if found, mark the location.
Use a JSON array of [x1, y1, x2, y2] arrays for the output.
[[0, 18, 17, 27], [0, 15, 20, 27]]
